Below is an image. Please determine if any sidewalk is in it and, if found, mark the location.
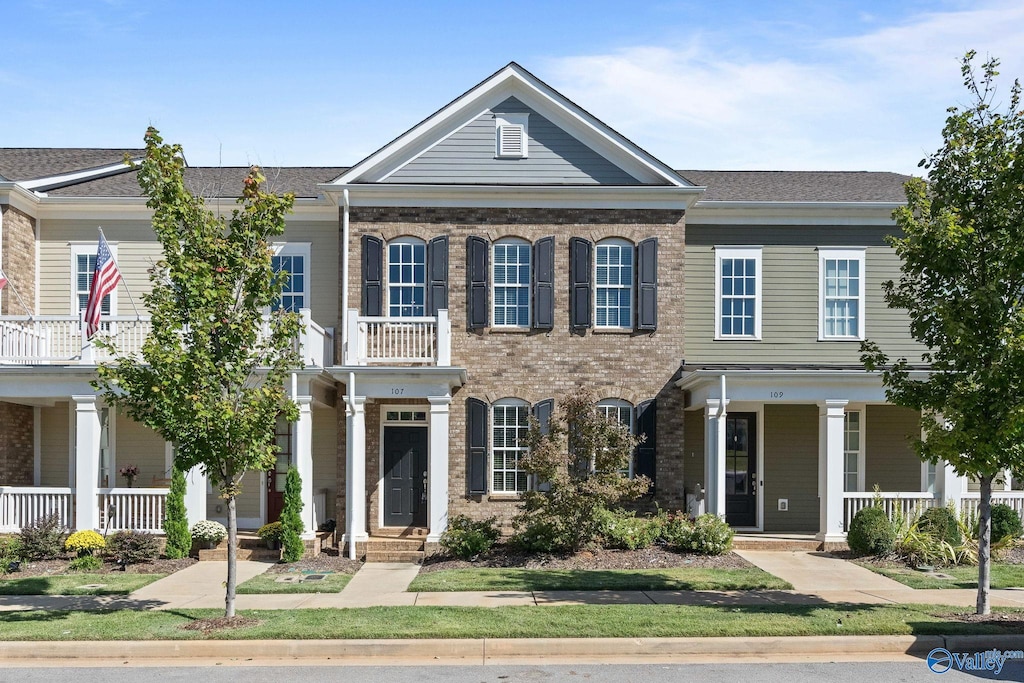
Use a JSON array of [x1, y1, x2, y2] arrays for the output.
[[1, 550, 1023, 612]]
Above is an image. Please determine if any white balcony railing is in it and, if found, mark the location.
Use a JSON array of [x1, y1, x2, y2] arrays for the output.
[[842, 491, 940, 532], [0, 486, 76, 533], [0, 310, 331, 367], [344, 308, 451, 366]]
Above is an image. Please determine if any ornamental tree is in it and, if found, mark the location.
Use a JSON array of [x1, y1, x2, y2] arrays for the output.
[[94, 127, 300, 618], [162, 465, 190, 559], [861, 52, 1024, 615]]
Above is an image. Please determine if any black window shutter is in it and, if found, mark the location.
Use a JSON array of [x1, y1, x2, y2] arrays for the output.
[[426, 235, 449, 316], [569, 237, 592, 330], [634, 399, 656, 486], [466, 236, 489, 330], [467, 397, 489, 494], [637, 238, 658, 331], [533, 236, 555, 330], [532, 398, 554, 436], [361, 234, 383, 316]]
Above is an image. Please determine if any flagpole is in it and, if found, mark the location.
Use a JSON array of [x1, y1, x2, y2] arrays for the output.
[[0, 267, 33, 318], [98, 226, 142, 319]]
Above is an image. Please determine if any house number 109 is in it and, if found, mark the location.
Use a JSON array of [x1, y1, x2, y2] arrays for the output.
[[770, 391, 784, 398]]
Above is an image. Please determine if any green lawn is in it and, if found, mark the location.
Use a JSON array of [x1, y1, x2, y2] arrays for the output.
[[863, 563, 1024, 590], [237, 572, 352, 594], [0, 604, 1017, 640], [408, 567, 791, 592], [0, 573, 165, 596]]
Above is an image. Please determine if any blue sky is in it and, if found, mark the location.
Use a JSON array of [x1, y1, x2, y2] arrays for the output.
[[3, 0, 1023, 174]]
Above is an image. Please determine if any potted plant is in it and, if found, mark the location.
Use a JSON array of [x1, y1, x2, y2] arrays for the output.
[[190, 520, 227, 550], [257, 521, 284, 550], [118, 464, 140, 488]]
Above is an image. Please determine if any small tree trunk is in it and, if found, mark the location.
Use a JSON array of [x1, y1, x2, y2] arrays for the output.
[[226, 494, 238, 618], [976, 474, 993, 616]]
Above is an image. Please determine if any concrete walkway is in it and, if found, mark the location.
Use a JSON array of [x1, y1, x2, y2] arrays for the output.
[[2, 551, 1024, 612]]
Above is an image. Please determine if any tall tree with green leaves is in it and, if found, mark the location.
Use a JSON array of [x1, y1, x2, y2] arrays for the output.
[[162, 465, 190, 559], [94, 128, 300, 618], [861, 52, 1024, 615]]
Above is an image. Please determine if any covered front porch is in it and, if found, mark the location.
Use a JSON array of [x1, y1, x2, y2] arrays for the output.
[[677, 367, 976, 541]]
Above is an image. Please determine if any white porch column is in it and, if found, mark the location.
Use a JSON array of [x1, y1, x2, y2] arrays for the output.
[[294, 395, 315, 540], [704, 398, 728, 518], [818, 399, 848, 542], [345, 395, 368, 558], [184, 464, 207, 525], [939, 461, 965, 513], [73, 395, 101, 531], [426, 395, 451, 543]]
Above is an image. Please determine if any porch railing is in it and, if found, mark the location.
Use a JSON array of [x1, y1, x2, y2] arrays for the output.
[[0, 486, 76, 533], [344, 308, 451, 366], [99, 488, 168, 533], [842, 492, 940, 532], [961, 492, 1024, 524]]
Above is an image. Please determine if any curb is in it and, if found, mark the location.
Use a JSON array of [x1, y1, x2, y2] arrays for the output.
[[7, 634, 1019, 663]]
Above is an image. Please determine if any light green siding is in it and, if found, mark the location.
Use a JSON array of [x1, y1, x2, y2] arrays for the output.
[[684, 224, 925, 364], [114, 412, 166, 486], [865, 404, 922, 492], [39, 403, 70, 487], [763, 404, 819, 532]]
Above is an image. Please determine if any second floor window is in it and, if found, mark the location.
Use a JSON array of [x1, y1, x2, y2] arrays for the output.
[[819, 248, 865, 340], [596, 239, 634, 328], [271, 243, 310, 313], [388, 238, 426, 317], [493, 239, 531, 327], [715, 247, 761, 339], [73, 245, 115, 315]]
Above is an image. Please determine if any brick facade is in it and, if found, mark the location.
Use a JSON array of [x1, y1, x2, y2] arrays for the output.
[[0, 205, 36, 315], [339, 207, 689, 532], [0, 401, 34, 485]]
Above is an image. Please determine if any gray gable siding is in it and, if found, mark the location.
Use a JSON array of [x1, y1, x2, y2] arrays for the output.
[[385, 97, 644, 185], [684, 224, 926, 365]]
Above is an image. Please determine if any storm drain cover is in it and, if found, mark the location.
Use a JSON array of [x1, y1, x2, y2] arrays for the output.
[[302, 574, 326, 582], [275, 576, 302, 583]]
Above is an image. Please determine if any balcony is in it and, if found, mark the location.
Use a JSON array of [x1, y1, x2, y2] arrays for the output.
[[0, 309, 333, 367], [343, 309, 451, 366]]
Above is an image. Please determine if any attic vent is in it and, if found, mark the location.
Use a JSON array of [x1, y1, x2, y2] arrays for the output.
[[495, 113, 529, 159]]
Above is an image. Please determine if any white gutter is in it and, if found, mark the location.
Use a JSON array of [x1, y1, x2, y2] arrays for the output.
[[341, 189, 350, 358], [345, 370, 357, 560]]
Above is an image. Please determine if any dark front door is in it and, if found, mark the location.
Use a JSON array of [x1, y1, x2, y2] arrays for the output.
[[725, 413, 757, 527], [267, 417, 292, 523], [383, 426, 428, 527]]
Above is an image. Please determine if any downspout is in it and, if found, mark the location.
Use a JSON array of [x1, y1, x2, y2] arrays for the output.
[[346, 370, 357, 560], [718, 374, 727, 417]]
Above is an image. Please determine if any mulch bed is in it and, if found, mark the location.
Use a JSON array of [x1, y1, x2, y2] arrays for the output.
[[261, 545, 363, 575], [420, 544, 752, 573], [6, 557, 196, 578], [181, 616, 262, 633]]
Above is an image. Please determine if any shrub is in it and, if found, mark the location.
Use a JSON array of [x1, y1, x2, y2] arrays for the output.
[[64, 530, 105, 557], [916, 505, 962, 546], [847, 506, 895, 556], [510, 517, 566, 554], [190, 520, 227, 544], [162, 465, 191, 559], [0, 536, 23, 574], [68, 554, 103, 572], [597, 508, 662, 550], [688, 514, 734, 555], [107, 530, 159, 565], [990, 504, 1024, 543], [280, 466, 305, 562], [440, 515, 501, 559], [257, 521, 284, 543], [659, 513, 694, 551], [18, 513, 67, 560]]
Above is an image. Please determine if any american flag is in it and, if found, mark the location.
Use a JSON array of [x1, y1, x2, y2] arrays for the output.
[[84, 234, 121, 339], [0, 266, 7, 290]]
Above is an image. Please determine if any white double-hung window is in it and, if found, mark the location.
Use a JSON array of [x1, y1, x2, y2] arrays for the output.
[[387, 237, 426, 317], [271, 243, 311, 313], [492, 398, 530, 493], [819, 248, 865, 340], [71, 242, 117, 315], [596, 239, 634, 328], [492, 238, 531, 327], [715, 247, 761, 339]]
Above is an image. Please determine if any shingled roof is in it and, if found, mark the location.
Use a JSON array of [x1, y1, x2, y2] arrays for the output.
[[0, 148, 143, 182], [678, 170, 911, 202]]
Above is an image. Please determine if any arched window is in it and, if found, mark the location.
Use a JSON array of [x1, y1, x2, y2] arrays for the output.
[[595, 238, 634, 328], [492, 398, 530, 493], [492, 238, 531, 327], [387, 237, 426, 317]]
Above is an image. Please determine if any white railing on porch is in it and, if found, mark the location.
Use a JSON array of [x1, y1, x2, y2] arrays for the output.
[[961, 492, 1024, 523], [0, 486, 76, 533], [344, 308, 451, 366], [0, 310, 330, 367], [99, 488, 168, 533], [842, 491, 940, 532]]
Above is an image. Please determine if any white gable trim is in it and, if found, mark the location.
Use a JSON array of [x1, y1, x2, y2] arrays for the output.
[[19, 159, 144, 192], [333, 63, 692, 188]]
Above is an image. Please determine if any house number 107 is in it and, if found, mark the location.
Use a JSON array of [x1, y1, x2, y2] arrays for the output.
[[391, 387, 405, 395], [770, 391, 784, 398]]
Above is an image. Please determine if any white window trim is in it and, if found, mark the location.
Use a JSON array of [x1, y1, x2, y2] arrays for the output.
[[271, 242, 312, 312], [597, 398, 635, 478], [595, 238, 635, 330], [818, 247, 866, 341], [844, 408, 865, 493], [386, 236, 427, 318], [494, 113, 529, 159], [491, 398, 531, 495], [714, 246, 762, 340], [70, 241, 119, 316], [492, 237, 531, 328]]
